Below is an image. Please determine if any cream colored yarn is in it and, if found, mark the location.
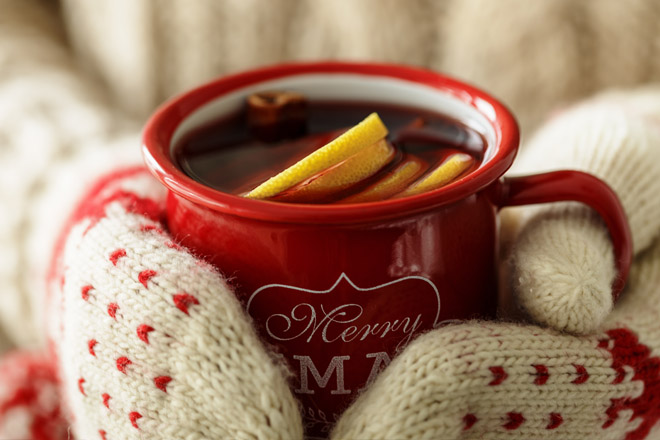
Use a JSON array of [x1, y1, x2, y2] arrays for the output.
[[511, 92, 660, 334], [59, 0, 660, 133], [52, 171, 303, 439], [3, 1, 660, 438]]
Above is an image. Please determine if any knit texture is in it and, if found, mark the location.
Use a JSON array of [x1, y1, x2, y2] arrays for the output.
[[3, 0, 660, 350], [49, 168, 303, 439], [510, 91, 660, 334], [59, 0, 660, 133], [2, 1, 660, 438]]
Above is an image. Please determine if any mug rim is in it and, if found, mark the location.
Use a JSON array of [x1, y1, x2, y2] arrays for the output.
[[141, 61, 520, 224]]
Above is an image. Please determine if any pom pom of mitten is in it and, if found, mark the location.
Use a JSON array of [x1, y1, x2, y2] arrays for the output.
[[510, 89, 660, 334], [50, 168, 303, 439], [332, 237, 660, 439], [0, 351, 68, 440]]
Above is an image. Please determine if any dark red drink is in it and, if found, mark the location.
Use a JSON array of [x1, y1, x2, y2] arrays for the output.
[[174, 101, 485, 203]]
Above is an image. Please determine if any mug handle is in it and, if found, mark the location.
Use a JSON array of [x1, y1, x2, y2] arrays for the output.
[[493, 170, 633, 300]]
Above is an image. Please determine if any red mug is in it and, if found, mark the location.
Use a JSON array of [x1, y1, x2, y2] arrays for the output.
[[142, 62, 632, 438]]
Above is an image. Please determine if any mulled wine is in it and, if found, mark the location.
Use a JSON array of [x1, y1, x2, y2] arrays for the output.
[[174, 94, 485, 203]]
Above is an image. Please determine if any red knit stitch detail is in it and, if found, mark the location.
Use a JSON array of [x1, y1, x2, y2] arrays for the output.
[[612, 367, 626, 384], [116, 357, 132, 374], [166, 241, 182, 250], [140, 224, 163, 234], [47, 167, 159, 317], [138, 270, 157, 288], [78, 378, 85, 396], [533, 364, 549, 385], [109, 249, 127, 266], [102, 393, 110, 409], [154, 376, 172, 392], [503, 412, 525, 430], [601, 328, 660, 439], [173, 293, 200, 315], [603, 397, 627, 429], [99, 430, 107, 440], [488, 366, 507, 385], [572, 364, 589, 384], [107, 303, 119, 319], [129, 411, 142, 429], [88, 339, 98, 356], [463, 413, 477, 430], [547, 412, 563, 429], [81, 285, 93, 301], [137, 324, 154, 344]]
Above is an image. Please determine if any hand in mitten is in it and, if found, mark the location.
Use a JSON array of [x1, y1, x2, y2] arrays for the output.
[[330, 91, 660, 439], [509, 88, 660, 334], [45, 168, 303, 439]]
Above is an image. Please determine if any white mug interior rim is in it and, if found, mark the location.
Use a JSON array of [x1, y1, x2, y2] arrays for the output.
[[170, 73, 498, 163]]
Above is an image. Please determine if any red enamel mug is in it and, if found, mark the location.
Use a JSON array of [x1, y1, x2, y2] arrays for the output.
[[142, 62, 632, 438]]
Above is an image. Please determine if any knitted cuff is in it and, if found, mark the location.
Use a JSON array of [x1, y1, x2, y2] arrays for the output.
[[509, 90, 660, 334]]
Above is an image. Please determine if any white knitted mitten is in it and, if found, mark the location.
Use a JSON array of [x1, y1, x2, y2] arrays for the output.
[[48, 168, 303, 439], [331, 241, 660, 439], [509, 89, 660, 334]]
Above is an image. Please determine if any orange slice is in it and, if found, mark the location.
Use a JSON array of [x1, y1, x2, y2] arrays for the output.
[[398, 153, 473, 197], [340, 156, 426, 203], [245, 113, 388, 199], [272, 139, 395, 203]]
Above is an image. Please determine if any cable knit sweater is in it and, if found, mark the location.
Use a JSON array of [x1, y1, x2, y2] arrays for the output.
[[2, 1, 660, 439]]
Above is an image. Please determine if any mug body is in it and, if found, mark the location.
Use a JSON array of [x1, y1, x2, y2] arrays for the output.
[[143, 62, 519, 437], [167, 188, 498, 432]]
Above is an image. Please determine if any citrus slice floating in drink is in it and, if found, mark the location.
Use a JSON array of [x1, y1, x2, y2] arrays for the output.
[[398, 153, 474, 197], [245, 112, 388, 200], [340, 156, 427, 203], [272, 138, 396, 203]]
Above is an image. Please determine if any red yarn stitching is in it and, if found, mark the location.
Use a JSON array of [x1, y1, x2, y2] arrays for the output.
[[603, 397, 627, 429], [99, 430, 107, 440], [140, 224, 163, 234], [47, 167, 159, 314], [503, 412, 525, 430], [173, 293, 200, 315], [107, 303, 119, 319], [109, 249, 127, 266], [572, 364, 589, 384], [463, 413, 477, 430], [81, 285, 93, 301], [137, 324, 155, 344], [166, 241, 182, 250], [129, 411, 142, 429], [102, 393, 110, 409], [78, 378, 85, 396], [601, 328, 660, 439], [533, 364, 549, 385], [88, 339, 98, 357], [116, 357, 132, 374], [488, 366, 507, 385], [154, 376, 172, 392], [547, 412, 563, 429], [138, 270, 157, 288]]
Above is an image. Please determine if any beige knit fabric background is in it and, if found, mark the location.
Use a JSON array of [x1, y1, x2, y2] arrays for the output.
[[2, 0, 660, 358], [2, 0, 660, 438]]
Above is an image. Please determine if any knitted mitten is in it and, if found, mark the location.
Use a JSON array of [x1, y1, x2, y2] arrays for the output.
[[48, 168, 303, 439], [331, 240, 660, 439], [509, 88, 660, 334]]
